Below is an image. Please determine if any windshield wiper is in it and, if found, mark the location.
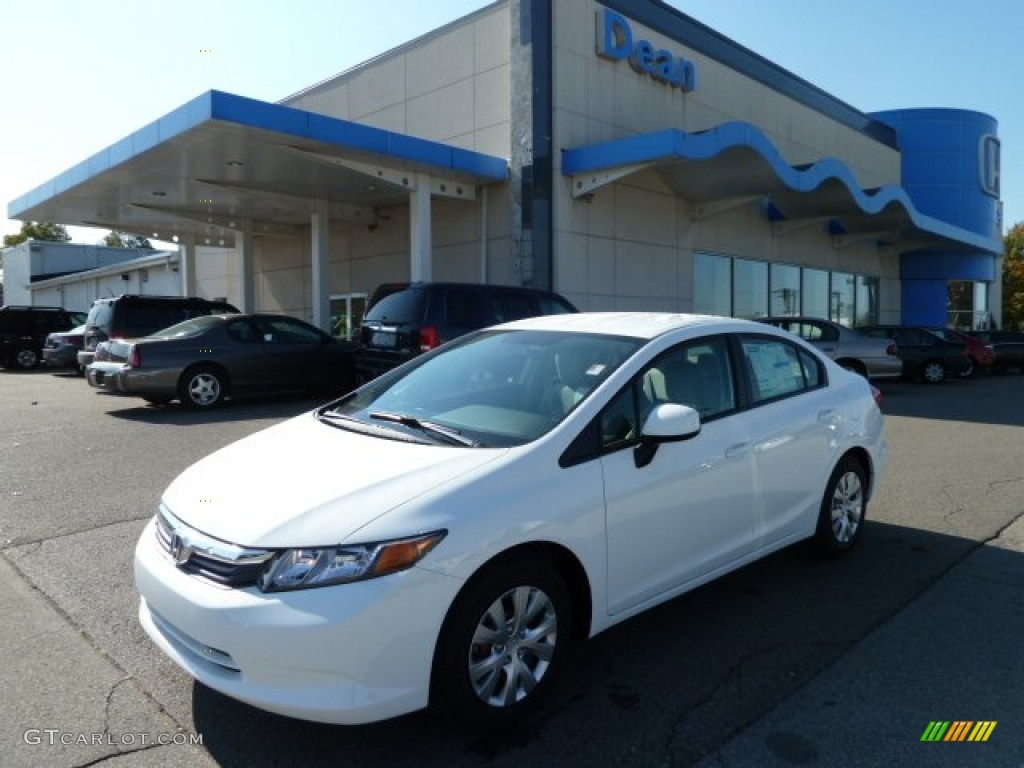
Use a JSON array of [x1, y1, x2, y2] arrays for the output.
[[368, 411, 481, 447], [316, 410, 430, 444]]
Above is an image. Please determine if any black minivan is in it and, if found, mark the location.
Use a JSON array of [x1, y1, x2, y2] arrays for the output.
[[356, 282, 577, 381], [78, 295, 239, 369]]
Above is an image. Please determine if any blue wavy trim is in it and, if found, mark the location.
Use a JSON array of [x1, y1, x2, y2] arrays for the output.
[[562, 121, 999, 254]]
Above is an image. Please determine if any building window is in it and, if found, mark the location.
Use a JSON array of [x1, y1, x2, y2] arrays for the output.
[[948, 281, 990, 330], [733, 258, 768, 319], [694, 252, 731, 315], [855, 275, 879, 326], [802, 269, 829, 320], [330, 293, 368, 340], [829, 272, 855, 326], [770, 264, 801, 316], [695, 254, 878, 326]]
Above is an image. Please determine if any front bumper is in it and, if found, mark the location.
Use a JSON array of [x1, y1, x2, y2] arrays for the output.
[[134, 517, 461, 724]]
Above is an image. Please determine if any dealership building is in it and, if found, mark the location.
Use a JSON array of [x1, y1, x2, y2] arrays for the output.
[[8, 0, 1003, 333]]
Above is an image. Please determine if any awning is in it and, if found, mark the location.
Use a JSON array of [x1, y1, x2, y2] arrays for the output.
[[562, 122, 1001, 256], [8, 90, 509, 247]]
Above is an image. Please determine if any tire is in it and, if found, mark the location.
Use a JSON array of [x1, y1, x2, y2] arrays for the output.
[[814, 456, 867, 556], [431, 556, 571, 727], [178, 366, 227, 408], [14, 348, 40, 370], [921, 360, 946, 384]]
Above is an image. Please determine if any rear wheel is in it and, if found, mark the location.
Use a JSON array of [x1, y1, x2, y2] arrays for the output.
[[178, 366, 227, 408], [14, 348, 40, 369], [431, 556, 570, 727], [815, 456, 867, 556]]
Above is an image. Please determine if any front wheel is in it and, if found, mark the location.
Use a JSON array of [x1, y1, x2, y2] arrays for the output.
[[431, 556, 571, 727], [178, 367, 226, 408], [921, 360, 946, 384], [814, 456, 867, 556]]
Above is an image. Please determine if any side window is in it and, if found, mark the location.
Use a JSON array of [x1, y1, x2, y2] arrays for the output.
[[645, 337, 735, 420], [444, 290, 487, 329], [259, 318, 322, 345], [226, 319, 262, 344], [599, 381, 641, 450], [742, 336, 821, 403], [491, 291, 534, 323]]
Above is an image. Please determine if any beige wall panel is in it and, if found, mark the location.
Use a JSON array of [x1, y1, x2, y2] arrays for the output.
[[475, 5, 510, 71], [553, 231, 589, 294], [615, 242, 678, 299], [408, 79, 475, 142], [257, 265, 309, 318], [473, 121, 512, 158], [348, 56, 407, 121], [475, 65, 511, 132], [433, 243, 483, 283], [587, 236, 616, 295], [613, 184, 676, 246], [406, 24, 476, 98]]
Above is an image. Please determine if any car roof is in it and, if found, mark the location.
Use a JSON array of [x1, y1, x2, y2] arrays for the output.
[[496, 312, 759, 339]]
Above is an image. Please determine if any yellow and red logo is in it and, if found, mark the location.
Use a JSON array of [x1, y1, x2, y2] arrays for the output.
[[920, 721, 996, 742]]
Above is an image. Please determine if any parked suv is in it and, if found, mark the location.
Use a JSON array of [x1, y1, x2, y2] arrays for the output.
[[0, 305, 87, 369], [356, 282, 577, 380], [757, 316, 902, 379], [78, 295, 239, 369]]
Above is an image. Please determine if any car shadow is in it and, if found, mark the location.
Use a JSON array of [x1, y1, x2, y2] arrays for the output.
[[189, 519, 1019, 767], [873, 372, 1024, 427], [104, 393, 336, 425]]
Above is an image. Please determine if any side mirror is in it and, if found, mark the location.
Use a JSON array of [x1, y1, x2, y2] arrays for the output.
[[634, 403, 701, 468]]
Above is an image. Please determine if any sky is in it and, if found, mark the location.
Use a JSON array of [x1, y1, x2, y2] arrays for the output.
[[1, 0, 1021, 249]]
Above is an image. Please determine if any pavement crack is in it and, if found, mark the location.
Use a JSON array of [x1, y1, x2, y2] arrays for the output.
[[1, 514, 156, 552]]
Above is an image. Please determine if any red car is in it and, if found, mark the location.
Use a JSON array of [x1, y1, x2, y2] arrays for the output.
[[928, 328, 995, 377]]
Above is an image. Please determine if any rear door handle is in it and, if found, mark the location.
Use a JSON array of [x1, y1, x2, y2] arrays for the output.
[[725, 442, 752, 459], [817, 409, 839, 425]]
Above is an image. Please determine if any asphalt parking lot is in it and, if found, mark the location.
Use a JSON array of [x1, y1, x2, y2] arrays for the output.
[[1, 368, 1023, 767]]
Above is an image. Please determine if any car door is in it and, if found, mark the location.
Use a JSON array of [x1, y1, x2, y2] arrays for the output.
[[255, 316, 333, 392], [736, 334, 836, 547], [221, 318, 270, 395], [601, 335, 758, 616]]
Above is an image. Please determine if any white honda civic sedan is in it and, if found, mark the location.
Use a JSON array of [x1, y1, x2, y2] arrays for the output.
[[134, 312, 888, 726]]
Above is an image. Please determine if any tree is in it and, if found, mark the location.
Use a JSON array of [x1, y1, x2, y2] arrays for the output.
[[102, 231, 153, 249], [3, 221, 71, 247], [1003, 223, 1024, 331]]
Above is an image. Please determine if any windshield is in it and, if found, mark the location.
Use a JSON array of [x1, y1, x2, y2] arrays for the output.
[[321, 329, 642, 447], [148, 315, 223, 339]]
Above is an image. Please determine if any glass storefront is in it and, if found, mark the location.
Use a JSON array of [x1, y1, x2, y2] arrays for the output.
[[695, 253, 879, 326], [694, 252, 732, 316]]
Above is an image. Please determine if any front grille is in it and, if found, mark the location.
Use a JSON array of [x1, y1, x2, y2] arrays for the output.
[[155, 507, 274, 588]]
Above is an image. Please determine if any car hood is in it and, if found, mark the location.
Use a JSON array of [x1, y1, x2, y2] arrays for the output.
[[161, 412, 507, 548]]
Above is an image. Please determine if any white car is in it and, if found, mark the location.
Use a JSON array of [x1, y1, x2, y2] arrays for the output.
[[134, 312, 888, 726]]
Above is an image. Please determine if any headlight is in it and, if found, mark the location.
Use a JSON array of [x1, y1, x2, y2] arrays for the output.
[[257, 531, 446, 592]]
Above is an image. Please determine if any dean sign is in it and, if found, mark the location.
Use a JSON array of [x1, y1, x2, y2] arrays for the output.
[[597, 8, 697, 92]]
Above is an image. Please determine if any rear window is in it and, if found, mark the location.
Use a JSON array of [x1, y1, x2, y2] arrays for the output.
[[149, 316, 221, 339], [86, 302, 113, 329], [364, 290, 427, 324]]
